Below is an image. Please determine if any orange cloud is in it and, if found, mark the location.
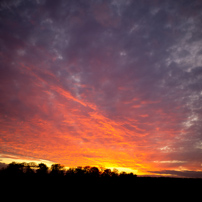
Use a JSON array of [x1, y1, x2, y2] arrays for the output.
[[0, 41, 198, 176]]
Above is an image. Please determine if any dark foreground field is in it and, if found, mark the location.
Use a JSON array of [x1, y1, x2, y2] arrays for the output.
[[1, 162, 201, 199]]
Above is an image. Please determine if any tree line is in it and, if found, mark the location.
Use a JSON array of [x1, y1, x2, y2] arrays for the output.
[[0, 161, 137, 179], [0, 161, 139, 195], [1, 162, 202, 198]]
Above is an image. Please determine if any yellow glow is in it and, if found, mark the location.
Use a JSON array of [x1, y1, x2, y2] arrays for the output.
[[107, 167, 138, 174], [0, 154, 54, 168]]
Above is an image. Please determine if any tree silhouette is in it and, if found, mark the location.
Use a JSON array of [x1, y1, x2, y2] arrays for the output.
[[1, 161, 202, 199], [1, 161, 202, 194], [75, 166, 85, 177], [102, 168, 112, 178], [6, 162, 23, 176], [37, 163, 48, 175], [50, 164, 64, 176], [24, 164, 34, 175], [89, 166, 100, 178]]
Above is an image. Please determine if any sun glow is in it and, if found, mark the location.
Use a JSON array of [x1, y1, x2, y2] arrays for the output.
[[0, 154, 54, 168]]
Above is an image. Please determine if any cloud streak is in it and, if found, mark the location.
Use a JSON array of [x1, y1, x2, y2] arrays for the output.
[[149, 170, 202, 178]]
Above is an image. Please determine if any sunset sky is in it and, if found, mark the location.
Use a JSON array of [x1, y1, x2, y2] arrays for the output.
[[1, 0, 202, 177]]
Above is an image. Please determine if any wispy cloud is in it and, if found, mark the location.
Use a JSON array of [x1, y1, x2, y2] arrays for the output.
[[149, 170, 202, 178]]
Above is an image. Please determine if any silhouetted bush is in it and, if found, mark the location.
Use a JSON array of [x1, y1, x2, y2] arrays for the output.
[[37, 163, 48, 175]]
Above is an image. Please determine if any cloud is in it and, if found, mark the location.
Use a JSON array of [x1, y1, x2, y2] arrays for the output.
[[0, 0, 22, 10], [149, 170, 202, 178], [0, 0, 202, 175]]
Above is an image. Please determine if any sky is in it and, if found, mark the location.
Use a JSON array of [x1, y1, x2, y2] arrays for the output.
[[0, 0, 202, 178]]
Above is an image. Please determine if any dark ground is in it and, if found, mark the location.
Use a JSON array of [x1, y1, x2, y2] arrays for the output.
[[1, 163, 201, 199]]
